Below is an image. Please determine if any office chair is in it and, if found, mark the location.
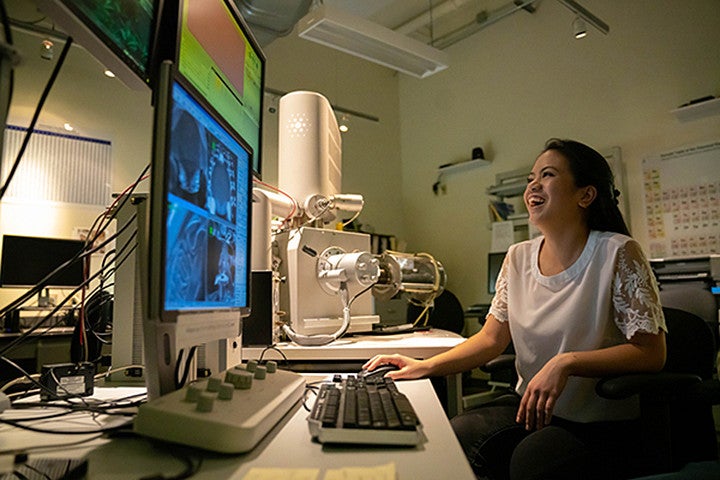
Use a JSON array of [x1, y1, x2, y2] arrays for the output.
[[406, 289, 465, 335], [657, 282, 719, 346], [596, 307, 720, 477]]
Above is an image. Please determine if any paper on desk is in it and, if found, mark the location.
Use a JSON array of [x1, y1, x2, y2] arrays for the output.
[[241, 463, 396, 480], [324, 462, 396, 480], [242, 468, 319, 480]]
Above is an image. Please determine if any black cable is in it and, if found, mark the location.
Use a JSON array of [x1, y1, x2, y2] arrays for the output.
[[0, 164, 146, 320], [0, 1, 13, 44], [0, 256, 113, 358], [0, 210, 136, 318], [257, 345, 289, 363], [83, 164, 149, 253], [175, 346, 197, 389], [0, 36, 73, 201], [0, 416, 128, 435]]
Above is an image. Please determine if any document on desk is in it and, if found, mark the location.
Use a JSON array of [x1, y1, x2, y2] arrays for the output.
[[242, 462, 396, 480]]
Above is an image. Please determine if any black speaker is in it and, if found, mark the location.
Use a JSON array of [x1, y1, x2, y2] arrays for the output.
[[242, 271, 273, 347]]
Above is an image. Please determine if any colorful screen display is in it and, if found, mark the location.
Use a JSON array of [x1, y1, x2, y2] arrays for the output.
[[162, 79, 251, 311], [178, 0, 264, 177]]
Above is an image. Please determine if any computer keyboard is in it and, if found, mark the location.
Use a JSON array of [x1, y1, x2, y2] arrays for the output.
[[307, 375, 425, 446], [133, 361, 306, 453]]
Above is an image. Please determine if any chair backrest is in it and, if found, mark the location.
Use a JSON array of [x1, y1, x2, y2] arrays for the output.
[[659, 283, 718, 325], [662, 306, 716, 380], [406, 289, 465, 334]]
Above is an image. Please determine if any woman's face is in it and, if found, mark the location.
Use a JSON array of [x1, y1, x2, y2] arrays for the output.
[[524, 150, 592, 230]]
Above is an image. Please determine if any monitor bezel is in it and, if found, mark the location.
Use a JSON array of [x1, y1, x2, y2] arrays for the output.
[[172, 0, 266, 179], [147, 62, 254, 325]]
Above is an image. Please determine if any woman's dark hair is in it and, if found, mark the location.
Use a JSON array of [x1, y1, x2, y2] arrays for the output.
[[542, 138, 630, 236]]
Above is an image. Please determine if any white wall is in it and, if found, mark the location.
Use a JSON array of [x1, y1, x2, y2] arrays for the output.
[[397, 0, 720, 307]]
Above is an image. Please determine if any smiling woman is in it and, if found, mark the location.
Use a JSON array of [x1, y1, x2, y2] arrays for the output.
[[364, 138, 667, 480]]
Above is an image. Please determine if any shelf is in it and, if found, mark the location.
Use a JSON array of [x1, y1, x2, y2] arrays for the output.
[[486, 182, 526, 198], [486, 166, 530, 198], [672, 96, 720, 122], [437, 158, 490, 175]]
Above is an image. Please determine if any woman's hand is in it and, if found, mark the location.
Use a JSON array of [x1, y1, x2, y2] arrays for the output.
[[516, 353, 571, 431], [361, 354, 430, 380]]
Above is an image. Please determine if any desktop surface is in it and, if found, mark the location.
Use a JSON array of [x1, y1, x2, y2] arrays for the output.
[[86, 378, 475, 479], [0, 378, 475, 479], [243, 327, 466, 362]]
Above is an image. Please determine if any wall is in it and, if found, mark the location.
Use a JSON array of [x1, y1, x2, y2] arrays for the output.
[[397, 0, 720, 307]]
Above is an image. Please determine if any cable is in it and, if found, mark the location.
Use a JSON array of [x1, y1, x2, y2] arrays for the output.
[[257, 345, 289, 363], [0, 252, 117, 358], [282, 281, 373, 346], [0, 36, 73, 201], [0, 209, 136, 318], [253, 177, 297, 231], [1, 1, 13, 44]]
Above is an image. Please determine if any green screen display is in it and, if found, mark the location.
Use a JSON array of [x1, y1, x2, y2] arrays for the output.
[[64, 0, 156, 81], [179, 0, 264, 177]]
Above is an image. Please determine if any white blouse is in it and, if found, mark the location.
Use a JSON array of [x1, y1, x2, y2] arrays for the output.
[[489, 230, 666, 423]]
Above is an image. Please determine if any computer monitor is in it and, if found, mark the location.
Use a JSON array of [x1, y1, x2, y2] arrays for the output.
[[175, 0, 265, 178], [487, 252, 506, 295], [35, 0, 160, 90], [0, 235, 84, 288], [142, 61, 253, 397]]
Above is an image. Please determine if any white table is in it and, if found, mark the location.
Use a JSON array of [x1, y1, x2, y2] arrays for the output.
[[0, 379, 476, 479], [243, 328, 466, 416]]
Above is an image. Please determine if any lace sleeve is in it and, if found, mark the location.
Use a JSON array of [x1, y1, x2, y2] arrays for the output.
[[488, 256, 509, 323], [612, 240, 667, 339]]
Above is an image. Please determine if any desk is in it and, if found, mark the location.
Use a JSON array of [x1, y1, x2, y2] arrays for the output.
[[1, 379, 476, 479], [243, 329, 466, 417]]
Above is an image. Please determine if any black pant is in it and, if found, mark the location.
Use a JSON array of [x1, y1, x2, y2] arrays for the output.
[[450, 393, 641, 480]]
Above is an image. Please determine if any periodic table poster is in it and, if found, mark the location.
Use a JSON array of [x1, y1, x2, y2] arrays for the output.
[[642, 140, 720, 258]]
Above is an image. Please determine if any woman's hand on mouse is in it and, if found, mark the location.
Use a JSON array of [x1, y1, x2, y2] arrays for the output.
[[362, 354, 429, 380]]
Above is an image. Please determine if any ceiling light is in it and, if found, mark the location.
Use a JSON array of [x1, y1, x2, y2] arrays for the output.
[[104, 69, 116, 78], [573, 16, 587, 39], [558, 0, 609, 35], [40, 39, 54, 60], [63, 123, 74, 132], [297, 5, 449, 79]]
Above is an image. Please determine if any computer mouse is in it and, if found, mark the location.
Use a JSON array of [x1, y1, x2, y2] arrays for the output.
[[358, 363, 400, 379]]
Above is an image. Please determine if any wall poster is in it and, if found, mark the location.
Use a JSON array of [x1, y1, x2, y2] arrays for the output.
[[642, 140, 720, 258]]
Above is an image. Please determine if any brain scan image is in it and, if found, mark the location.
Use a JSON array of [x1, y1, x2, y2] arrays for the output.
[[169, 107, 207, 206], [206, 222, 236, 303], [205, 133, 237, 223], [165, 207, 209, 306], [162, 80, 250, 312]]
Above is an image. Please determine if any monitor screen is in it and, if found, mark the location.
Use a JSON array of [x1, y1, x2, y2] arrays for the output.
[[487, 252, 506, 295], [0, 235, 84, 288], [150, 69, 252, 321], [177, 0, 265, 178], [36, 0, 159, 90]]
